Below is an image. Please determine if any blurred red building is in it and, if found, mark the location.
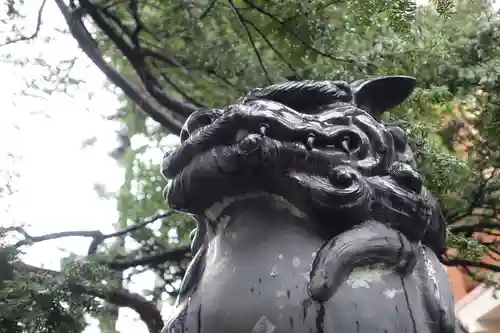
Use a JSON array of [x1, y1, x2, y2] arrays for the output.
[[448, 232, 500, 333]]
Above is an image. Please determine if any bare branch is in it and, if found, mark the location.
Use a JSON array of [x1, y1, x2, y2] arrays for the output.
[[0, 0, 47, 47], [54, 0, 186, 134], [87, 211, 175, 254], [6, 211, 175, 255], [10, 229, 102, 247], [107, 245, 191, 270]]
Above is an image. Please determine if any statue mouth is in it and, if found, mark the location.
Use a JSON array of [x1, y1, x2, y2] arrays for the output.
[[162, 99, 384, 177], [161, 99, 388, 217]]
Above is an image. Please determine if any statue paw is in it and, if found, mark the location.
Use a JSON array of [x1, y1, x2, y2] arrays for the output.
[[309, 220, 417, 302]]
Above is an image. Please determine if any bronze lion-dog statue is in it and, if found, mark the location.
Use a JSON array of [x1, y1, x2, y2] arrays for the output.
[[161, 76, 456, 333]]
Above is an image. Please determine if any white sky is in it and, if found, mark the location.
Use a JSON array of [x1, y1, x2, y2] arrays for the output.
[[0, 1, 176, 332]]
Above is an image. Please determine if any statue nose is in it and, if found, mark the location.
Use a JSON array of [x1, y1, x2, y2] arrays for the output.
[[180, 108, 222, 142]]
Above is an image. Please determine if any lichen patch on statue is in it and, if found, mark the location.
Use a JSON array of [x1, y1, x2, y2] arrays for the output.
[[160, 77, 455, 333], [345, 264, 391, 289]]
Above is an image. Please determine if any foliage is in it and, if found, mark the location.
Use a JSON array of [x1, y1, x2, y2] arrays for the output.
[[0, 246, 103, 333], [3, 0, 500, 332]]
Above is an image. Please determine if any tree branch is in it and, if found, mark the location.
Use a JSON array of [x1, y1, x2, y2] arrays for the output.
[[75, 0, 198, 118], [6, 211, 175, 255], [240, 0, 372, 67], [199, 0, 219, 20], [107, 245, 190, 270], [241, 17, 299, 77], [448, 168, 498, 224], [440, 255, 500, 272], [54, 0, 186, 134], [12, 262, 164, 333], [0, 0, 47, 47], [449, 221, 500, 233], [228, 0, 272, 84], [86, 211, 175, 254]]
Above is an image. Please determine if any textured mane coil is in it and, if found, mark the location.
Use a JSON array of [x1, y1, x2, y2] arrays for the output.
[[246, 80, 353, 112]]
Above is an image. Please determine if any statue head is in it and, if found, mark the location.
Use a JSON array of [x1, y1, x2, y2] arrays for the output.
[[161, 76, 445, 253]]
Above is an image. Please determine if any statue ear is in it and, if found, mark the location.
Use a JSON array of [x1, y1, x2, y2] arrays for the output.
[[350, 76, 416, 118]]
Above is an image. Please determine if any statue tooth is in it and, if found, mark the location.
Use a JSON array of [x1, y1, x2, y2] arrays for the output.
[[341, 137, 351, 154], [306, 134, 315, 151], [259, 123, 269, 136], [235, 129, 249, 142]]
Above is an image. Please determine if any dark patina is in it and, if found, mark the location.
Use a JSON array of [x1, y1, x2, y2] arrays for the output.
[[160, 76, 456, 333]]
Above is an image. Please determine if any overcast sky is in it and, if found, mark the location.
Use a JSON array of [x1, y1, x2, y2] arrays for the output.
[[0, 1, 173, 331]]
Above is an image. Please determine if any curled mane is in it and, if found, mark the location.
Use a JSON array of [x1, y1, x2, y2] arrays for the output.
[[243, 80, 353, 113]]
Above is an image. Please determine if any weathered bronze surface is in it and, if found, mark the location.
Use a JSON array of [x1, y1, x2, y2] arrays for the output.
[[161, 76, 456, 333]]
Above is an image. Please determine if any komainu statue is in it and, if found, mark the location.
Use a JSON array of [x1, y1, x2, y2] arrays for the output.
[[160, 76, 456, 333]]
